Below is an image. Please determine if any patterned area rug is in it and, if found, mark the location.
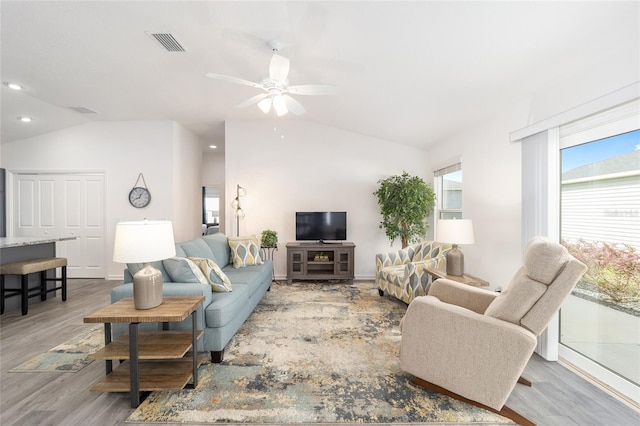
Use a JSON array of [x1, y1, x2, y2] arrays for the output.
[[9, 325, 103, 373], [127, 282, 512, 424]]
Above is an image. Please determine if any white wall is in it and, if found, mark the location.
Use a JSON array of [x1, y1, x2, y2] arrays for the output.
[[172, 122, 205, 240], [427, 38, 639, 290], [222, 119, 430, 280], [0, 120, 203, 279], [202, 151, 226, 233]]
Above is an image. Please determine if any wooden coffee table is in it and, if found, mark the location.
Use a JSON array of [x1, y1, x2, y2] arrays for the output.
[[84, 296, 204, 407], [425, 267, 489, 287]]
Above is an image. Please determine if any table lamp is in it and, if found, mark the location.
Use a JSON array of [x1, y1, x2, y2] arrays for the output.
[[437, 219, 475, 276], [113, 220, 176, 309]]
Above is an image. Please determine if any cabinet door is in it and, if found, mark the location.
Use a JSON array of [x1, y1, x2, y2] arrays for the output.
[[335, 248, 354, 278], [288, 249, 305, 278]]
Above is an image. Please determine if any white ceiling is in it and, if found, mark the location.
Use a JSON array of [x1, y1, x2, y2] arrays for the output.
[[1, 1, 638, 152]]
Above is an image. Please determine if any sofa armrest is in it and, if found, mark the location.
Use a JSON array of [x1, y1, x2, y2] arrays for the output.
[[400, 295, 536, 410], [427, 278, 498, 314]]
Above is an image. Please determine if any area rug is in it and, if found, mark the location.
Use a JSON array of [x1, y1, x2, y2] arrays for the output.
[[127, 282, 512, 424], [9, 325, 103, 373]]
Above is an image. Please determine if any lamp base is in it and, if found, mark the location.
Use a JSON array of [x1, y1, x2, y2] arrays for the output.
[[132, 263, 163, 309], [446, 245, 465, 276]]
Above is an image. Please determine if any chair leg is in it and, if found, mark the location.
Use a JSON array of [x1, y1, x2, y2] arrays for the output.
[[1, 275, 5, 314], [518, 376, 532, 387], [412, 377, 536, 426], [40, 270, 47, 301], [21, 274, 29, 315], [61, 266, 67, 301]]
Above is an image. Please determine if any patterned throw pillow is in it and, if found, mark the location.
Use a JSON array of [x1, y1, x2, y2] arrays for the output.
[[187, 257, 232, 292], [228, 235, 264, 268]]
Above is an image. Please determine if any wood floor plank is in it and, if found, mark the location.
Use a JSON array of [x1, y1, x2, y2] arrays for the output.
[[1, 278, 638, 426]]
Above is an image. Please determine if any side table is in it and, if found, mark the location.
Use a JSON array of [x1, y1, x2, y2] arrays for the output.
[[425, 267, 489, 287], [84, 296, 204, 407]]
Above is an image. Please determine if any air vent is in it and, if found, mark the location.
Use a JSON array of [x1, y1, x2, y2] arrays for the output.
[[67, 106, 98, 114], [147, 32, 186, 52]]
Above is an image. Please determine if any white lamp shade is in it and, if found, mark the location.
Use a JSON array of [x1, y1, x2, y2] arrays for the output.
[[113, 220, 176, 263], [437, 219, 475, 245]]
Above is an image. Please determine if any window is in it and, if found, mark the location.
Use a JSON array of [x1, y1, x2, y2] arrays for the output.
[[434, 163, 462, 219]]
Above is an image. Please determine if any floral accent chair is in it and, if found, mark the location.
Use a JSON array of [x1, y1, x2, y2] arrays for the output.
[[376, 241, 452, 304]]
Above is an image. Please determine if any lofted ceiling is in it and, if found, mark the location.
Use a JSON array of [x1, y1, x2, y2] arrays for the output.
[[1, 1, 638, 152]]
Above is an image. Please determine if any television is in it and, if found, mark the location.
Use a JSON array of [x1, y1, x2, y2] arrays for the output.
[[296, 211, 347, 242]]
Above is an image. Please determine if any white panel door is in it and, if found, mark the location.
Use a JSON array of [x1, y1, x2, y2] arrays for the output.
[[13, 173, 105, 278]]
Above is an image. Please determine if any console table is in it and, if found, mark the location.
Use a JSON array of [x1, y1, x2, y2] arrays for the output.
[[84, 296, 204, 407], [286, 242, 355, 284]]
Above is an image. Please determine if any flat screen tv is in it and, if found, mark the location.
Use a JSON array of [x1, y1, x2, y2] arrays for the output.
[[296, 211, 347, 242]]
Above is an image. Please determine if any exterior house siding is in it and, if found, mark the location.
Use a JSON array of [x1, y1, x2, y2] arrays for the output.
[[561, 174, 640, 250]]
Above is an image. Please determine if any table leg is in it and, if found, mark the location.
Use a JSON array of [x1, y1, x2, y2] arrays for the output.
[[104, 323, 112, 374], [191, 311, 198, 388], [129, 322, 140, 408]]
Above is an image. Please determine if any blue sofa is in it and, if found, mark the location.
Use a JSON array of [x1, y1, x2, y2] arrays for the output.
[[111, 233, 273, 362]]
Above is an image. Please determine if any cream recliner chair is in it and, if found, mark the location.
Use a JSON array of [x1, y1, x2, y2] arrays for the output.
[[375, 241, 451, 304], [400, 237, 587, 425]]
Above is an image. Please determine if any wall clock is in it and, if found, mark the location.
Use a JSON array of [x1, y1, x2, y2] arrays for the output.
[[129, 173, 151, 208]]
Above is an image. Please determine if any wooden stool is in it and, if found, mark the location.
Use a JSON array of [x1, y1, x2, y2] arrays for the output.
[[0, 257, 68, 315]]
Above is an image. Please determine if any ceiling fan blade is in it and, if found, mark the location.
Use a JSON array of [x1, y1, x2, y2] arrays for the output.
[[283, 95, 306, 115], [236, 93, 269, 109], [269, 54, 290, 83], [288, 84, 339, 96], [206, 73, 262, 89]]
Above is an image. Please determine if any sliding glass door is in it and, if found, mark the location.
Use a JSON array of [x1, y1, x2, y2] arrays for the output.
[[559, 129, 640, 390]]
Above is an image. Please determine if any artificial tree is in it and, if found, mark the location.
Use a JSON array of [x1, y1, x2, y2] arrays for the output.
[[373, 171, 436, 248]]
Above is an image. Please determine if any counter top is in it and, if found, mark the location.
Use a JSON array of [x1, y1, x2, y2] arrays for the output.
[[0, 236, 77, 249]]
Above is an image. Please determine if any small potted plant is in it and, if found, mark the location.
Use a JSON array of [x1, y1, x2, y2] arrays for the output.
[[260, 229, 278, 248]]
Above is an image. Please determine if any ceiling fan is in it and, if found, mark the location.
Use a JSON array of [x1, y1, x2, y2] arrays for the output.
[[206, 40, 339, 116]]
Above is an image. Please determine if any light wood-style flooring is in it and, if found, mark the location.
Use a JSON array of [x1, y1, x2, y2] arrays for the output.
[[1, 279, 638, 426]]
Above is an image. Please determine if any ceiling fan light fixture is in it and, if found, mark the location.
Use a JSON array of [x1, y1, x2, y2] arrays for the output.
[[273, 95, 288, 116], [257, 97, 272, 114]]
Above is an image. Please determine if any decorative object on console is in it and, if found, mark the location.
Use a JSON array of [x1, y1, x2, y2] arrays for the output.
[[113, 220, 176, 309], [437, 219, 474, 276], [231, 184, 246, 237], [373, 171, 436, 248]]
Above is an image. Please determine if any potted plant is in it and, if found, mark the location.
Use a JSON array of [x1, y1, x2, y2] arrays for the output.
[[260, 229, 278, 248], [373, 171, 436, 248]]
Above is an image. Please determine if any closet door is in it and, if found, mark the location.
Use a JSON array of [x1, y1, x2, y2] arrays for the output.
[[14, 172, 105, 278]]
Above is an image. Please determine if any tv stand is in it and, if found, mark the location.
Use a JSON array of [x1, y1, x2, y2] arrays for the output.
[[286, 242, 355, 284]]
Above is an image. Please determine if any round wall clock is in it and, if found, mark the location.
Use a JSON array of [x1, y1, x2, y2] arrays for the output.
[[129, 173, 151, 208], [129, 186, 151, 208]]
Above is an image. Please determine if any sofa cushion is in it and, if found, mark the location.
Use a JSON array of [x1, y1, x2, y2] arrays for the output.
[[126, 261, 171, 283], [188, 257, 232, 292], [222, 261, 273, 285], [163, 257, 208, 284], [204, 283, 250, 328], [228, 236, 263, 268], [202, 234, 231, 267], [174, 244, 187, 258], [180, 238, 216, 260]]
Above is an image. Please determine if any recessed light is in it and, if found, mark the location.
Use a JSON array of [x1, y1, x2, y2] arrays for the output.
[[3, 82, 24, 90], [17, 116, 32, 122], [209, 145, 217, 149]]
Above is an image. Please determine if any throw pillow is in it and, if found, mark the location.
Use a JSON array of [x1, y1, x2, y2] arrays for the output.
[[228, 235, 264, 268], [162, 257, 208, 285], [187, 257, 232, 292]]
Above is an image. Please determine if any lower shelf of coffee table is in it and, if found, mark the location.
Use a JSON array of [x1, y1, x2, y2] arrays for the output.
[[90, 359, 201, 392]]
